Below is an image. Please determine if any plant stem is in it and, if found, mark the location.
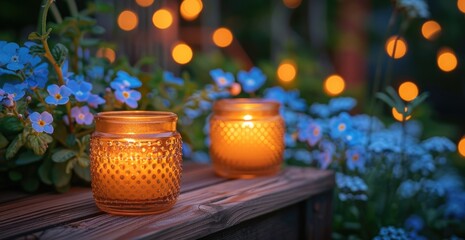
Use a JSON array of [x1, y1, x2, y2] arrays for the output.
[[50, 3, 63, 23], [66, 0, 79, 17]]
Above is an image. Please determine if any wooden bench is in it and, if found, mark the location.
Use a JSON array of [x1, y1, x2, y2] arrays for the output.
[[0, 163, 334, 239]]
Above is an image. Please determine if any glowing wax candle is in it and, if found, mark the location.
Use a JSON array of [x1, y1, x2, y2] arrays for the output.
[[210, 99, 285, 178], [90, 111, 182, 215]]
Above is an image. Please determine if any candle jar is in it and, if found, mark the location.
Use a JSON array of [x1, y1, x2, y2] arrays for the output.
[[90, 111, 182, 215], [210, 99, 285, 179]]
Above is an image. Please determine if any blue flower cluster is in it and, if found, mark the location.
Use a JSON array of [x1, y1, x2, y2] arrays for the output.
[[336, 173, 368, 201], [210, 67, 267, 94], [373, 226, 409, 240]]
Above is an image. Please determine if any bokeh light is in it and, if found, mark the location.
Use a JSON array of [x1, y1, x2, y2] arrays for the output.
[[385, 36, 407, 59], [324, 74, 345, 96], [277, 60, 297, 83], [283, 0, 302, 8], [458, 0, 465, 13], [135, 0, 154, 7], [458, 137, 465, 157], [152, 9, 173, 30], [96, 47, 116, 63], [180, 0, 203, 21], [392, 107, 411, 122], [421, 20, 441, 40], [212, 28, 233, 48], [230, 83, 241, 96], [398, 81, 419, 102], [117, 10, 138, 31], [437, 48, 458, 72], [172, 43, 193, 65]]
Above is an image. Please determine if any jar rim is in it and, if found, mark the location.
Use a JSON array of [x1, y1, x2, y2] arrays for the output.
[[213, 98, 280, 112], [95, 111, 177, 123]]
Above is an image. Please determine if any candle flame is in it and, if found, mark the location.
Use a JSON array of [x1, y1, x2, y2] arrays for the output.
[[243, 114, 253, 121]]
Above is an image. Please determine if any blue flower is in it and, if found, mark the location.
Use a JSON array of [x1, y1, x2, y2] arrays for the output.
[[264, 86, 287, 105], [336, 173, 368, 201], [329, 112, 352, 139], [114, 89, 141, 108], [182, 142, 193, 158], [87, 94, 106, 108], [0, 43, 33, 71], [346, 147, 366, 172], [317, 140, 335, 169], [192, 151, 210, 163], [29, 111, 54, 134], [71, 106, 94, 125], [351, 114, 385, 132], [163, 71, 184, 86], [61, 60, 74, 83], [444, 192, 465, 220], [422, 136, 456, 153], [404, 215, 424, 232], [293, 149, 312, 164], [237, 67, 266, 93], [286, 90, 307, 111], [112, 71, 141, 89], [2, 82, 27, 101], [86, 66, 104, 81], [374, 226, 409, 240], [184, 107, 202, 119], [209, 69, 234, 88], [45, 84, 71, 105], [309, 103, 330, 118], [303, 122, 323, 146], [25, 62, 49, 89], [409, 154, 435, 176], [343, 130, 365, 147], [67, 79, 92, 102], [328, 97, 357, 114], [397, 180, 420, 198], [285, 133, 296, 147]]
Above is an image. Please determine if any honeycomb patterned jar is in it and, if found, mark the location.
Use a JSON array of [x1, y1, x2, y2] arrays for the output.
[[210, 99, 285, 179], [90, 111, 182, 215]]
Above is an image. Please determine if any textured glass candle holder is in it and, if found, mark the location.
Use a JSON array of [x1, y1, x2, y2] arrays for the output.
[[210, 99, 285, 179], [90, 111, 182, 215]]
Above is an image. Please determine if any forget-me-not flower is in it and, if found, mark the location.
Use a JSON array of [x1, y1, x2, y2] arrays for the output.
[[87, 94, 106, 108], [0, 43, 33, 71], [328, 97, 357, 114], [2, 83, 27, 101], [163, 71, 184, 86], [210, 69, 234, 88], [112, 70, 142, 89], [346, 147, 366, 172], [237, 67, 266, 93], [45, 84, 71, 105], [329, 112, 352, 139], [29, 111, 54, 134], [25, 62, 49, 89], [114, 89, 141, 108], [71, 106, 94, 125], [67, 79, 92, 102]]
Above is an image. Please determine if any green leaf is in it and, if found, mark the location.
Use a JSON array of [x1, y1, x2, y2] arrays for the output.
[[74, 164, 91, 182], [81, 135, 91, 147], [28, 32, 42, 40], [375, 92, 396, 108], [407, 92, 429, 114], [29, 44, 45, 55], [386, 87, 405, 113], [39, 133, 53, 144], [66, 134, 77, 147], [0, 117, 24, 134], [65, 160, 75, 174], [77, 154, 90, 167], [8, 170, 22, 181], [0, 133, 9, 149], [26, 134, 49, 156], [6, 135, 24, 159], [51, 43, 68, 66], [38, 157, 53, 185], [80, 38, 100, 47], [91, 25, 105, 35], [52, 162, 72, 188], [16, 150, 43, 165], [21, 176, 40, 192], [52, 149, 77, 163]]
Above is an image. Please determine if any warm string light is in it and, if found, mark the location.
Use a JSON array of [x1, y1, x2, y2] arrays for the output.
[[458, 137, 465, 157], [324, 74, 345, 96], [283, 0, 302, 8], [458, 0, 465, 13], [212, 28, 233, 48], [398, 81, 419, 102], [385, 36, 407, 59], [152, 9, 173, 29], [96, 48, 116, 63], [421, 20, 441, 40], [277, 60, 297, 83], [180, 0, 203, 21], [437, 48, 458, 72], [135, 0, 154, 7], [172, 43, 193, 64], [392, 107, 411, 122], [118, 10, 138, 31]]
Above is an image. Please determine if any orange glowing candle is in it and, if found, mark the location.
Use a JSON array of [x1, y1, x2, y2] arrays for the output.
[[90, 111, 182, 215], [210, 99, 285, 178]]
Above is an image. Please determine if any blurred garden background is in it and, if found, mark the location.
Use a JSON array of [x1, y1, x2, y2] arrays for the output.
[[1, 0, 465, 238]]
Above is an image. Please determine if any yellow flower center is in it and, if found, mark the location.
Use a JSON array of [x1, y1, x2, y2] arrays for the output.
[[78, 113, 85, 120], [38, 120, 45, 126], [352, 154, 359, 162], [313, 128, 320, 136], [338, 123, 346, 131], [218, 77, 226, 85], [123, 91, 130, 98], [55, 93, 62, 100]]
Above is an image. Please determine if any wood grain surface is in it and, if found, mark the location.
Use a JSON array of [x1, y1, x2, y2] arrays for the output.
[[0, 164, 334, 240]]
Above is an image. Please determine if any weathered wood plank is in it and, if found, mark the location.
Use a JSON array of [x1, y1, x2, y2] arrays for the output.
[[0, 162, 226, 239], [28, 167, 334, 240], [0, 190, 29, 204]]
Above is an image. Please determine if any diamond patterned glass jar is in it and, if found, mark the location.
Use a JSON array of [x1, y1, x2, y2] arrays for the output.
[[90, 111, 182, 215], [210, 99, 285, 178]]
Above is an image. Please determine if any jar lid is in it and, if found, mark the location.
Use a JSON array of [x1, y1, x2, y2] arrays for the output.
[[95, 111, 177, 134], [213, 98, 280, 118]]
